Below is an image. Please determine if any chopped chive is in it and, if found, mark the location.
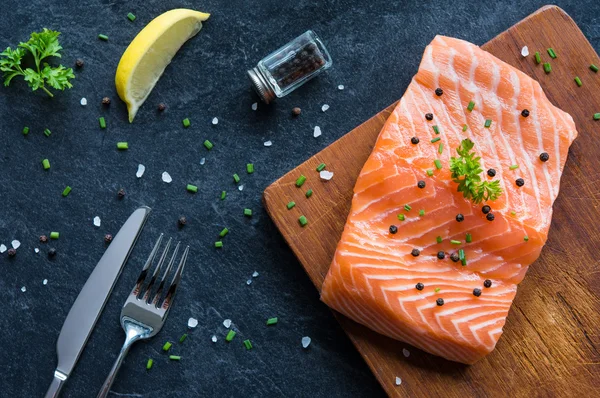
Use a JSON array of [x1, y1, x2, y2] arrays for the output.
[[233, 174, 240, 183], [426, 169, 434, 176], [397, 214, 405, 221], [62, 186, 72, 197], [219, 228, 229, 238], [484, 119, 492, 128], [434, 159, 442, 170], [179, 334, 188, 343], [225, 330, 236, 342], [169, 355, 181, 361], [436, 236, 442, 244], [247, 163, 254, 174], [220, 191, 226, 200], [305, 189, 313, 198], [44, 128, 52, 137], [450, 240, 461, 245], [534, 52, 541, 64], [146, 359, 153, 370], [511, 211, 517, 216], [287, 201, 295, 210], [99, 117, 106, 129], [462, 124, 468, 132], [295, 175, 306, 187], [42, 159, 50, 170], [117, 142, 128, 150], [244, 208, 252, 217], [574, 76, 582, 87], [316, 163, 326, 172], [432, 125, 440, 134], [590, 64, 599, 73], [467, 101, 475, 112], [162, 341, 172, 351], [127, 12, 136, 21], [203, 140, 214, 150], [50, 231, 60, 240], [466, 233, 472, 243], [182, 118, 191, 128], [438, 143, 444, 154], [431, 137, 441, 143], [509, 164, 519, 170], [22, 126, 29, 135], [243, 339, 253, 350], [419, 209, 425, 216], [594, 113, 600, 120], [434, 287, 441, 293], [98, 34, 109, 41], [215, 241, 223, 248], [298, 215, 308, 227], [186, 184, 198, 193], [547, 48, 557, 59], [266, 317, 278, 326], [404, 204, 412, 211], [524, 236, 529, 242], [543, 62, 551, 74], [458, 249, 466, 266]]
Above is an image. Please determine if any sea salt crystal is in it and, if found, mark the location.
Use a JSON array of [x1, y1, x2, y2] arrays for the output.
[[21, 286, 26, 293], [320, 170, 334, 180], [0, 244, 6, 253], [136, 164, 145, 178], [252, 271, 259, 278], [34, 248, 40, 253], [238, 184, 244, 191], [80, 97, 87, 106], [301, 336, 311, 349], [338, 85, 345, 90], [212, 117, 219, 125], [93, 216, 101, 227], [188, 317, 198, 328], [211, 335, 217, 343], [246, 279, 252, 285], [11, 240, 20, 249], [313, 126, 322, 138], [251, 102, 258, 111], [264, 140, 272, 147], [521, 46, 529, 57], [402, 348, 410, 358], [43, 279, 48, 285], [395, 377, 402, 386], [162, 171, 172, 183], [200, 158, 206, 165], [321, 104, 330, 112], [223, 319, 232, 328]]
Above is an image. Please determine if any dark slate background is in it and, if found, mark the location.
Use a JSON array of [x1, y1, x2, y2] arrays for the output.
[[0, 1, 597, 397]]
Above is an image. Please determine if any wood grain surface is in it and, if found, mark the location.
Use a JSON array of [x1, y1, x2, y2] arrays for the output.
[[263, 6, 600, 397]]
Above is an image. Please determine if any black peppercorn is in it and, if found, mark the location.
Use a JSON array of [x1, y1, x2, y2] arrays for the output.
[[178, 216, 187, 227], [411, 248, 420, 257], [48, 248, 57, 258], [7, 248, 16, 257], [515, 178, 525, 187], [539, 152, 549, 162], [435, 88, 443, 96], [484, 279, 492, 288], [482, 205, 491, 214], [417, 180, 426, 189], [102, 97, 111, 106], [389, 225, 398, 234], [415, 282, 424, 291], [117, 188, 125, 199], [425, 113, 434, 121], [487, 168, 496, 177], [450, 253, 460, 262], [456, 214, 465, 222], [39, 235, 48, 243], [436, 298, 444, 306], [158, 103, 166, 112], [473, 288, 482, 297], [411, 137, 420, 145], [292, 107, 301, 116], [486, 213, 495, 221], [521, 109, 530, 117], [75, 59, 84, 68], [437, 251, 445, 260], [104, 234, 113, 243]]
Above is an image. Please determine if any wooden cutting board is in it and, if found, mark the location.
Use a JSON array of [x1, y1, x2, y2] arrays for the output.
[[263, 6, 600, 397]]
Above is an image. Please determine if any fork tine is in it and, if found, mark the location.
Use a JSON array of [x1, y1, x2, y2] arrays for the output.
[[131, 234, 163, 297], [141, 238, 172, 302], [151, 242, 180, 306], [159, 245, 189, 310]]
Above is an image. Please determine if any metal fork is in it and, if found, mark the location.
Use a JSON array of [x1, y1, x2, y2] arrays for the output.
[[97, 234, 189, 398]]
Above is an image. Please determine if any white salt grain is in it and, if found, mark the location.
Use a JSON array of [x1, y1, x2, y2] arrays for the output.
[[302, 336, 311, 349], [211, 335, 217, 343], [246, 279, 252, 285], [162, 171, 172, 183], [395, 376, 402, 386], [320, 170, 334, 180], [238, 184, 244, 191], [338, 85, 345, 90], [251, 102, 258, 111], [21, 286, 26, 293], [321, 104, 330, 112], [34, 248, 40, 253], [252, 271, 259, 278], [223, 319, 232, 328], [187, 317, 198, 328], [402, 348, 410, 358], [264, 140, 272, 147], [43, 279, 48, 285], [0, 244, 6, 253], [11, 240, 20, 249], [212, 117, 219, 125], [136, 164, 145, 178], [521, 46, 529, 57], [313, 126, 322, 138], [80, 97, 87, 106], [200, 158, 206, 165], [93, 216, 101, 227]]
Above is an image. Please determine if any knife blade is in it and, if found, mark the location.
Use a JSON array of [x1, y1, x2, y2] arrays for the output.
[[45, 206, 151, 398]]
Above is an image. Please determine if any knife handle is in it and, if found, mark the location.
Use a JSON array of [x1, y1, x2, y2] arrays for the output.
[[45, 370, 67, 398]]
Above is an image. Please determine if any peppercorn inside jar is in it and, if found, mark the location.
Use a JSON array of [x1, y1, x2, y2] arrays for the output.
[[247, 30, 332, 103]]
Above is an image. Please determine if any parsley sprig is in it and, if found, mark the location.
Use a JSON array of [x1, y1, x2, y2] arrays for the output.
[[0, 29, 74, 97], [449, 139, 502, 203]]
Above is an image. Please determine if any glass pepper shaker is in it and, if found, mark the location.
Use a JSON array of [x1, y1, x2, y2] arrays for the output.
[[247, 30, 332, 103]]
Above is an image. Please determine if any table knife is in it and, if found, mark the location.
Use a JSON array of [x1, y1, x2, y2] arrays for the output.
[[45, 206, 151, 398]]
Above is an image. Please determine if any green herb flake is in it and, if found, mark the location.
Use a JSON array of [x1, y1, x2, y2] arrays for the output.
[[432, 125, 440, 135], [99, 117, 106, 129], [543, 62, 552, 74], [484, 119, 492, 128], [511, 211, 517, 216], [305, 189, 313, 198], [127, 12, 136, 22], [62, 186, 72, 197], [243, 339, 253, 350], [244, 208, 252, 217], [287, 201, 295, 210], [219, 228, 229, 238], [316, 163, 326, 172], [509, 164, 519, 170], [462, 124, 468, 132], [225, 330, 236, 342], [450, 240, 461, 245], [534, 52, 541, 64], [215, 241, 223, 248], [594, 113, 600, 120], [295, 175, 306, 187], [434, 159, 442, 170], [182, 118, 191, 128], [547, 48, 557, 59], [436, 236, 442, 244], [459, 249, 466, 266], [574, 76, 582, 87], [467, 101, 475, 112], [466, 233, 472, 243], [117, 142, 128, 150], [204, 140, 214, 150], [419, 209, 425, 216], [590, 64, 599, 73], [50, 231, 59, 240], [266, 317, 278, 326], [233, 174, 240, 183], [146, 359, 153, 370], [162, 341, 172, 352], [186, 184, 198, 193], [438, 143, 444, 154], [220, 191, 226, 200], [169, 355, 181, 361], [434, 288, 441, 293], [98, 34, 109, 41], [42, 158, 50, 170], [404, 204, 412, 211], [22, 126, 29, 135], [431, 137, 441, 143], [44, 128, 52, 137], [298, 215, 308, 227], [247, 163, 254, 174], [426, 169, 434, 176], [524, 235, 529, 242], [179, 334, 188, 343]]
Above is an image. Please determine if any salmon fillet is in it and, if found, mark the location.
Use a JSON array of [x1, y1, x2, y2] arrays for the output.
[[320, 36, 578, 364]]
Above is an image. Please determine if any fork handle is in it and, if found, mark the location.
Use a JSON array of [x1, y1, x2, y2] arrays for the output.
[[97, 328, 142, 398]]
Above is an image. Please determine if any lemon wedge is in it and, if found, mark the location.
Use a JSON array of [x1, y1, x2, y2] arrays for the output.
[[115, 9, 210, 122]]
